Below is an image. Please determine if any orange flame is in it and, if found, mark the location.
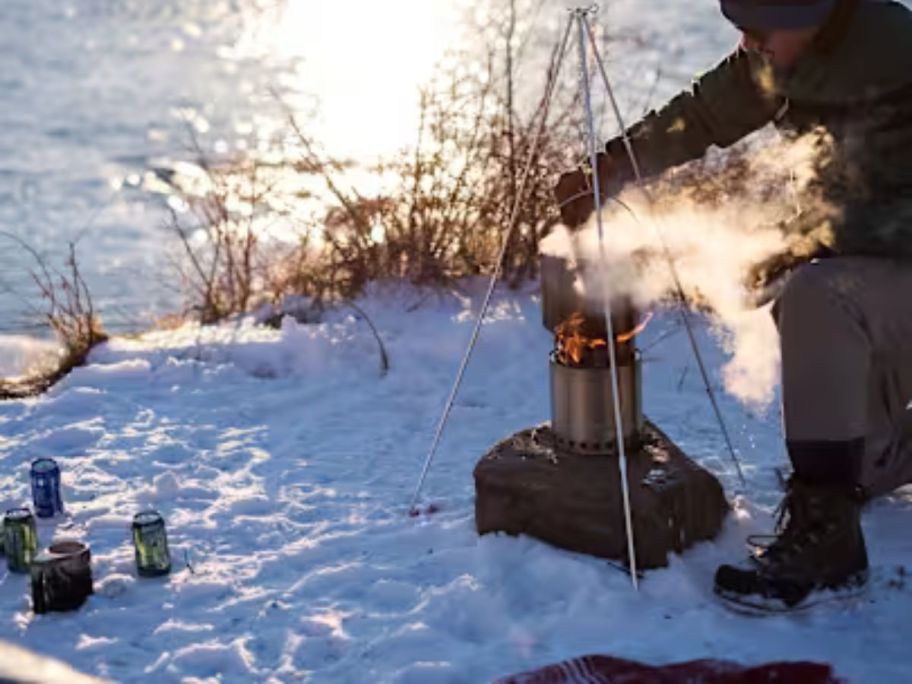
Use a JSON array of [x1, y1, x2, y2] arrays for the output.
[[555, 311, 654, 366], [555, 312, 606, 366], [616, 311, 654, 344]]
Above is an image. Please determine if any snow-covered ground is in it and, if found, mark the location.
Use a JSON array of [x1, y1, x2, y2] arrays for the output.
[[1, 282, 910, 683], [0, 336, 59, 381]]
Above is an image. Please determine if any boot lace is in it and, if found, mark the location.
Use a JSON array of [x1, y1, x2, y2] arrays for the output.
[[745, 481, 834, 565]]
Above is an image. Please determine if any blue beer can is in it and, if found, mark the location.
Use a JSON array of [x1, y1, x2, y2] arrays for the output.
[[31, 458, 64, 518]]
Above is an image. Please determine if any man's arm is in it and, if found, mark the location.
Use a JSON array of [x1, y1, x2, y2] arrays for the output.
[[608, 48, 783, 180], [555, 48, 783, 227]]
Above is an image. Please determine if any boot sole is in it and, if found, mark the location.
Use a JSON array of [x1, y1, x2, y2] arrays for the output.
[[714, 571, 869, 616]]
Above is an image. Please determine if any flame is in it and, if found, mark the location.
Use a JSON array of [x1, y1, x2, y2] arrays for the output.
[[555, 310, 654, 365], [555, 312, 607, 366], [616, 311, 654, 344]]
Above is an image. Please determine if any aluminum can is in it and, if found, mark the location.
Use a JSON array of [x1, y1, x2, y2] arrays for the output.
[[132, 511, 171, 577], [30, 458, 64, 518], [4, 508, 38, 573]]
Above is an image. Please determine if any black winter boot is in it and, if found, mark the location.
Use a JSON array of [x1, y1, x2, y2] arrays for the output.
[[714, 478, 868, 610]]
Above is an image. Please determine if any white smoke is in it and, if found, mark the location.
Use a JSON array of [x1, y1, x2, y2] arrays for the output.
[[540, 133, 825, 408]]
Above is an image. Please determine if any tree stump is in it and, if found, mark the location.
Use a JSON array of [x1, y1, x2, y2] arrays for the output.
[[474, 421, 729, 569]]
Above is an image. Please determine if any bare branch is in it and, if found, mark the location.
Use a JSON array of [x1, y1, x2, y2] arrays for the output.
[[345, 302, 390, 376]]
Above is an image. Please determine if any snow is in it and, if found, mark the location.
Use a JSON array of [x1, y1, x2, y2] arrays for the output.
[[1, 282, 910, 683], [0, 336, 60, 381]]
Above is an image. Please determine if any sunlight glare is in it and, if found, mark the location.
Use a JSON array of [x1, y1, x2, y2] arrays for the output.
[[271, 0, 463, 159]]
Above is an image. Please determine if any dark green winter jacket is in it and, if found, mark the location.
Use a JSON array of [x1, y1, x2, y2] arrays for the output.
[[607, 0, 912, 258]]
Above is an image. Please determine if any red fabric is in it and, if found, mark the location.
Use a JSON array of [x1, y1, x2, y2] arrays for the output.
[[495, 655, 842, 684]]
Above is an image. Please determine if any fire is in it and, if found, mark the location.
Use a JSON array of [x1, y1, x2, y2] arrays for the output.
[[555, 312, 606, 366], [555, 310, 654, 365], [616, 311, 654, 344]]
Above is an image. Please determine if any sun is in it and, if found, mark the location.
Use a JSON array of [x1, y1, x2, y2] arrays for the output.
[[268, 0, 463, 159]]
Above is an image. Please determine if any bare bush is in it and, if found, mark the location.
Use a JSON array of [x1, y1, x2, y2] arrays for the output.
[[285, 2, 584, 297], [161, 123, 348, 324], [164, 137, 266, 324], [0, 235, 107, 399], [164, 0, 615, 323]]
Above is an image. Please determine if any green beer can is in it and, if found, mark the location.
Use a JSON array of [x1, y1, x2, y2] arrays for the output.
[[4, 508, 38, 573], [132, 511, 171, 577]]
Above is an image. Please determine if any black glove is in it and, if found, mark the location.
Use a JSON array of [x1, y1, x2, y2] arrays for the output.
[[553, 152, 618, 229]]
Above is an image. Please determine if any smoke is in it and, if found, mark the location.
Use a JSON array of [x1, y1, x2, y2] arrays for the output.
[[540, 132, 830, 408]]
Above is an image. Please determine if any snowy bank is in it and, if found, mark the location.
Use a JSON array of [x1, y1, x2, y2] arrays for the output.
[[0, 283, 910, 683]]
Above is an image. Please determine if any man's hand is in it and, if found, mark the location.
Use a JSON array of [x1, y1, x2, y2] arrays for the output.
[[746, 252, 799, 292], [553, 152, 617, 229]]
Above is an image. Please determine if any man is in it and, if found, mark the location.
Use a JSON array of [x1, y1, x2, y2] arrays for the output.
[[554, 0, 912, 610]]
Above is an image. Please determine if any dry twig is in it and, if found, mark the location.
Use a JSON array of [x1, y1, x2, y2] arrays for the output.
[[0, 233, 106, 399]]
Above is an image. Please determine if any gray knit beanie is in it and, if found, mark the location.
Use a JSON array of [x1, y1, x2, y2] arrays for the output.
[[720, 0, 838, 30]]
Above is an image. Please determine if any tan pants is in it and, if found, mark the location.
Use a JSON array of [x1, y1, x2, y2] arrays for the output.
[[774, 257, 912, 497]]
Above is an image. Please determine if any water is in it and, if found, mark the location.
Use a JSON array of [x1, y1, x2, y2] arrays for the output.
[[1, 1, 283, 334], [0, 0, 732, 344]]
